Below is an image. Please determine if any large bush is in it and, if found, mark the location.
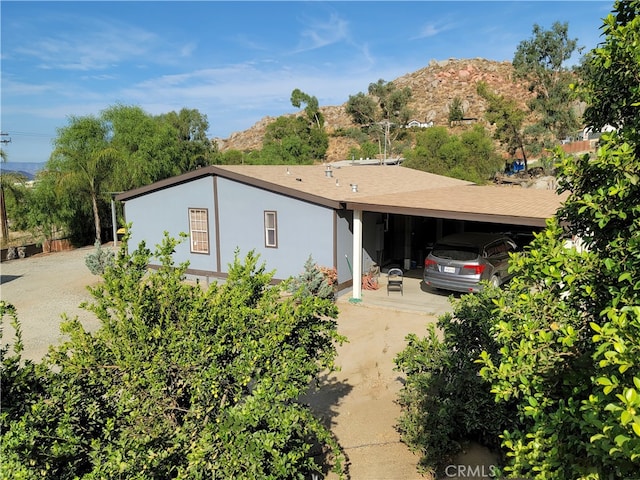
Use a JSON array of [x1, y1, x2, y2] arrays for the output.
[[397, 134, 640, 477], [394, 288, 518, 476], [397, 4, 640, 477], [1, 234, 347, 479]]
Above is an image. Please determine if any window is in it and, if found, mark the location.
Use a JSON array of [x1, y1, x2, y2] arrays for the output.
[[264, 211, 278, 248], [189, 208, 209, 254]]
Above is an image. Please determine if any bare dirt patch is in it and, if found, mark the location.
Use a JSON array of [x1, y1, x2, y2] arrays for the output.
[[308, 301, 435, 479], [1, 246, 102, 361]]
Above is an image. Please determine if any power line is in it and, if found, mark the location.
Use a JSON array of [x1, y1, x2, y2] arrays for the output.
[[0, 132, 12, 144], [8, 131, 52, 138]]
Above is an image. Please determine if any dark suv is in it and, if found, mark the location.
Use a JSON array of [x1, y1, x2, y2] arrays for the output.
[[423, 232, 518, 293]]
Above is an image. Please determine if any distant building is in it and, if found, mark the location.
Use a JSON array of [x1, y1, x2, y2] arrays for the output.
[[406, 120, 434, 129]]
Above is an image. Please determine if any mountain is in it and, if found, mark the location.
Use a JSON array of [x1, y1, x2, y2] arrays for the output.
[[214, 58, 545, 162], [0, 162, 46, 180]]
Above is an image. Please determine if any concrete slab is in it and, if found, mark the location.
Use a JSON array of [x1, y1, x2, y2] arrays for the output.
[[337, 268, 456, 318]]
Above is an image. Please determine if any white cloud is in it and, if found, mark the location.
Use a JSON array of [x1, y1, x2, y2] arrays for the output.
[[1, 78, 60, 97], [413, 18, 456, 40], [9, 11, 204, 73], [179, 42, 198, 58], [294, 13, 350, 53], [15, 25, 158, 71]]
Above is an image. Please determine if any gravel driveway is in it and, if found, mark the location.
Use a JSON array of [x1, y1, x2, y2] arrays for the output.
[[1, 245, 103, 361]]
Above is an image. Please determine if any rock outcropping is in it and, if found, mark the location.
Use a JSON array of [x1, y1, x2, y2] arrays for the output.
[[215, 58, 539, 162]]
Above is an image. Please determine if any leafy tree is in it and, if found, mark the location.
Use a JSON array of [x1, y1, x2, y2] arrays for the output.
[[345, 92, 377, 126], [345, 79, 413, 158], [100, 104, 213, 191], [402, 126, 450, 175], [0, 149, 27, 242], [1, 233, 347, 479], [397, 3, 640, 478], [398, 2, 640, 480], [513, 22, 582, 146], [0, 301, 46, 450], [575, 0, 640, 147], [262, 122, 328, 165], [402, 125, 502, 183], [158, 108, 214, 171], [347, 141, 378, 162], [10, 170, 76, 246], [213, 148, 246, 165], [30, 105, 214, 245], [400, 139, 640, 478], [477, 153, 640, 476], [368, 79, 413, 127], [255, 89, 329, 165], [102, 104, 178, 190], [477, 81, 530, 170], [260, 116, 315, 164], [49, 115, 118, 242], [395, 288, 518, 476], [291, 89, 324, 129]]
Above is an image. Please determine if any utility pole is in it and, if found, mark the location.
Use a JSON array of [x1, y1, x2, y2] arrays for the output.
[[378, 120, 391, 165], [383, 121, 390, 164]]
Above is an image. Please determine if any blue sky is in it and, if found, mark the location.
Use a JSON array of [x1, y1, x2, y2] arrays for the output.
[[1, 1, 613, 164]]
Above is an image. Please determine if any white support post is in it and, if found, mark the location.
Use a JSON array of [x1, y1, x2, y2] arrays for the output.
[[111, 195, 117, 247], [352, 209, 363, 301]]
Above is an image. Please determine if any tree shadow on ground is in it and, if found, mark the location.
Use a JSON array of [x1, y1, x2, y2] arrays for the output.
[[302, 372, 354, 478]]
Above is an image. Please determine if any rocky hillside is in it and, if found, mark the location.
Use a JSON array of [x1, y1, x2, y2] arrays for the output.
[[215, 58, 538, 162]]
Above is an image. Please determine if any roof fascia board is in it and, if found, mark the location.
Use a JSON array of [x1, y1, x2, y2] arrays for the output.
[[345, 201, 550, 227]]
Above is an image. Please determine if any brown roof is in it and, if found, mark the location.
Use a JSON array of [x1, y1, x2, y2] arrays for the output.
[[116, 164, 565, 226], [348, 185, 567, 226]]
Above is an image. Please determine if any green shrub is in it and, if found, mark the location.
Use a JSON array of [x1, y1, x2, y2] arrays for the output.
[[1, 235, 347, 479], [394, 288, 518, 476], [398, 3, 640, 477], [84, 240, 114, 275], [288, 255, 337, 301]]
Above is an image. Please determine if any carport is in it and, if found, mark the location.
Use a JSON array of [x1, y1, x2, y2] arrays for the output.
[[346, 184, 567, 301]]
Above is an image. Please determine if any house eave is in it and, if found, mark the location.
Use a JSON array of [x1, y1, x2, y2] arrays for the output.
[[116, 165, 343, 209], [346, 201, 552, 227]]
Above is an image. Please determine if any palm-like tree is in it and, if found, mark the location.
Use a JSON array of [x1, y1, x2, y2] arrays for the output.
[[0, 149, 27, 242], [49, 116, 117, 243]]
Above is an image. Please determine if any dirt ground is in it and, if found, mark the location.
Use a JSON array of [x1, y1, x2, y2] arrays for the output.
[[1, 245, 103, 361], [306, 300, 432, 479], [1, 246, 494, 479]]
